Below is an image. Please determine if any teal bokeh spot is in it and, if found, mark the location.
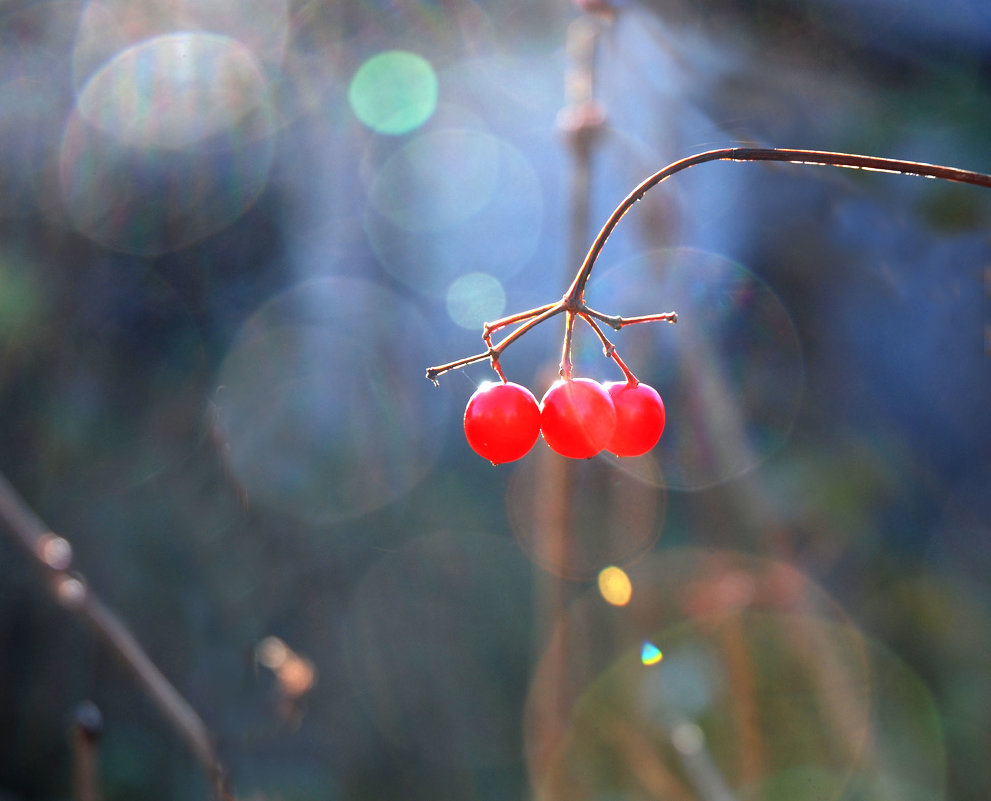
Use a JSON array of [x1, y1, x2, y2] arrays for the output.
[[348, 51, 438, 135], [445, 272, 506, 330], [640, 641, 663, 665]]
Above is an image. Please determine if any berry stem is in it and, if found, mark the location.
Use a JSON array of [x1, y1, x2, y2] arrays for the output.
[[483, 302, 559, 339], [426, 303, 565, 384], [426, 147, 991, 384], [581, 313, 639, 385], [489, 352, 508, 383], [563, 147, 991, 303], [560, 310, 578, 379], [482, 328, 508, 382], [582, 305, 678, 330]]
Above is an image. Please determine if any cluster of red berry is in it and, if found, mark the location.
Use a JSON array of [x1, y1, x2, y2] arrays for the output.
[[463, 378, 665, 464], [429, 148, 991, 466]]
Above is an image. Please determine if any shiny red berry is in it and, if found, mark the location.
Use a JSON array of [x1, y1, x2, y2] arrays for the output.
[[604, 381, 666, 457], [463, 381, 541, 464], [539, 378, 616, 459]]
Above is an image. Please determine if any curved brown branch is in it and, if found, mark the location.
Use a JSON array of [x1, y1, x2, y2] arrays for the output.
[[427, 146, 991, 383], [564, 147, 991, 300], [0, 472, 233, 801]]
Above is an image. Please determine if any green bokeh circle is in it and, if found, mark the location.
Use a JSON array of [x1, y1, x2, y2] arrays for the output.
[[348, 50, 438, 135]]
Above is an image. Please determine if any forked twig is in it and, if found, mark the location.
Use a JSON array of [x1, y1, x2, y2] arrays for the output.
[[580, 312, 637, 384], [426, 147, 991, 385]]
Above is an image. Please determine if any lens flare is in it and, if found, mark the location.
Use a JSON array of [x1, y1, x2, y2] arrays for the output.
[[641, 641, 663, 665], [61, 29, 279, 255], [446, 271, 507, 330], [598, 566, 633, 606], [348, 50, 437, 135], [213, 277, 445, 525], [525, 547, 862, 801], [528, 546, 951, 801], [508, 447, 665, 579], [368, 128, 500, 232], [75, 33, 273, 149], [364, 131, 542, 296], [71, 0, 291, 95], [589, 247, 804, 491]]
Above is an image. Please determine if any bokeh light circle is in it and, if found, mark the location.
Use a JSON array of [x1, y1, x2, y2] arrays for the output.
[[589, 247, 804, 490], [71, 0, 291, 89], [75, 33, 274, 149], [59, 108, 273, 255], [345, 529, 531, 767], [597, 565, 633, 606], [533, 613, 947, 801], [446, 271, 506, 330], [348, 50, 438, 135], [211, 277, 445, 526], [60, 32, 276, 255], [368, 128, 500, 231], [507, 448, 665, 579], [523, 548, 936, 801], [364, 130, 542, 296], [71, 0, 343, 132]]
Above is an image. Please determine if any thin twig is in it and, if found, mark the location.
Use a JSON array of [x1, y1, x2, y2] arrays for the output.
[[483, 303, 558, 382], [579, 312, 638, 384], [559, 310, 578, 379], [0, 472, 233, 801], [427, 302, 565, 383], [565, 147, 991, 299], [582, 305, 679, 330], [427, 146, 991, 384], [484, 302, 558, 339]]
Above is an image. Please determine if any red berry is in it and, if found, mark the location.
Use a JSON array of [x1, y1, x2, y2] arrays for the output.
[[540, 378, 616, 459], [463, 381, 540, 464], [604, 381, 666, 457]]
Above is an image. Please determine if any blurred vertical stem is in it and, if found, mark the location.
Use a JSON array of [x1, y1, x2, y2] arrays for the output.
[[71, 702, 103, 801], [533, 12, 746, 801], [0, 471, 233, 801], [531, 10, 608, 765], [559, 17, 606, 272]]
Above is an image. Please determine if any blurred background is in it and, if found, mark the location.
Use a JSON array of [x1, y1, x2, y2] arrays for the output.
[[0, 0, 988, 799]]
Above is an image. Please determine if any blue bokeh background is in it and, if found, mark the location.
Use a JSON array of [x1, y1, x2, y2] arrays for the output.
[[0, 1, 988, 799]]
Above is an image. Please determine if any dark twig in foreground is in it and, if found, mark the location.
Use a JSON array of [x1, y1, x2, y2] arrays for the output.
[[0, 472, 233, 801]]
